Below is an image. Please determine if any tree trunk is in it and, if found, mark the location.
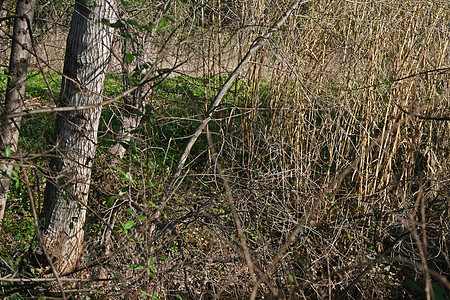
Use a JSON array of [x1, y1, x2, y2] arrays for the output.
[[107, 37, 149, 166], [101, 59, 147, 253], [34, 0, 116, 274], [107, 3, 168, 165], [0, 0, 37, 225], [101, 8, 166, 250]]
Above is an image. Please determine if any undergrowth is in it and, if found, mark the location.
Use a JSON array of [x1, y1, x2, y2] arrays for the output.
[[1, 0, 449, 299]]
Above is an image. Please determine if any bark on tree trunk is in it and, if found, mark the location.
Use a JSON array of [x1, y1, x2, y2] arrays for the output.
[[0, 0, 37, 225], [33, 0, 116, 274], [0, 0, 11, 26], [0, 0, 10, 29]]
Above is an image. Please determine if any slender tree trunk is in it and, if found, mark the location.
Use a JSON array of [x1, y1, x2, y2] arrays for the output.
[[107, 2, 168, 165], [100, 37, 155, 255], [101, 55, 148, 252], [0, 0, 36, 225], [107, 36, 150, 166], [101, 6, 168, 249], [33, 0, 116, 274]]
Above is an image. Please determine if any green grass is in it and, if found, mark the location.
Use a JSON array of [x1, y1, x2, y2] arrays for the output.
[[25, 71, 61, 101]]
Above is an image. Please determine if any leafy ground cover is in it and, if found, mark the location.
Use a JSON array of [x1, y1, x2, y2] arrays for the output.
[[1, 0, 449, 298]]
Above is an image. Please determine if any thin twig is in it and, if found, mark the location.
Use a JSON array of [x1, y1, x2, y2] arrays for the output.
[[346, 66, 449, 92], [1, 67, 178, 120], [250, 116, 408, 299], [0, 276, 119, 283], [205, 126, 259, 287], [335, 232, 409, 300]]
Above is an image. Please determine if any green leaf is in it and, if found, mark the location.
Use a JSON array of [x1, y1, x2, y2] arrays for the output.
[[103, 20, 124, 29], [5, 145, 11, 157], [110, 21, 124, 29], [157, 17, 174, 32], [121, 0, 129, 9], [130, 76, 140, 85], [132, 108, 144, 116], [123, 220, 135, 230], [123, 171, 135, 184], [127, 19, 139, 27], [88, 1, 97, 7], [101, 18, 111, 26], [116, 167, 126, 176], [106, 196, 115, 208], [131, 69, 142, 78], [125, 53, 134, 64], [433, 286, 446, 300], [145, 104, 153, 114], [121, 33, 132, 42], [405, 278, 423, 292], [157, 19, 166, 32], [287, 274, 294, 283], [141, 291, 152, 296], [130, 264, 144, 270]]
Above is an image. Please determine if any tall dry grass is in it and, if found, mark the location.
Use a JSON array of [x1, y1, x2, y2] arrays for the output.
[[4, 0, 447, 298], [96, 0, 447, 298], [186, 0, 450, 298]]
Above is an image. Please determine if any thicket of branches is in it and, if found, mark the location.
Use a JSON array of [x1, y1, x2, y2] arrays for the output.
[[1, 0, 449, 299]]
